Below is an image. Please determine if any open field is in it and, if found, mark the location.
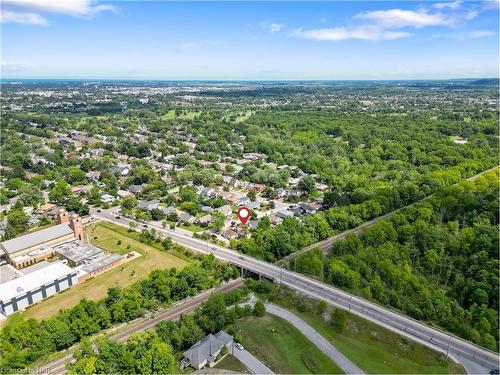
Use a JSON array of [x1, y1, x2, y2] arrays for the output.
[[161, 110, 201, 120], [3, 222, 190, 324], [269, 292, 465, 374], [234, 314, 344, 374], [214, 354, 251, 373]]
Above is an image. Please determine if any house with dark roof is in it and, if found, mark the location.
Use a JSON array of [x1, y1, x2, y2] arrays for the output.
[[182, 331, 233, 369]]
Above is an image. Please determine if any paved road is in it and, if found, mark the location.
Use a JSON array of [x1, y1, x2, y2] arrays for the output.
[[232, 344, 274, 374], [285, 166, 499, 260], [39, 280, 243, 374], [265, 303, 365, 374], [92, 193, 499, 374]]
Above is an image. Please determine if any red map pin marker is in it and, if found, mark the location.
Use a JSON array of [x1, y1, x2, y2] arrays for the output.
[[237, 207, 250, 225]]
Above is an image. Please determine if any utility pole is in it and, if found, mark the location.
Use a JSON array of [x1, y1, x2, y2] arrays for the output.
[[446, 336, 452, 358]]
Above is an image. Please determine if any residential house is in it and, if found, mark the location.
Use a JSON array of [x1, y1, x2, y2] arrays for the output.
[[275, 188, 287, 198], [217, 205, 232, 218], [182, 331, 233, 370], [197, 214, 212, 225], [276, 210, 294, 219], [247, 201, 260, 210], [85, 171, 100, 181], [179, 213, 195, 224], [223, 229, 238, 240], [100, 193, 115, 204], [159, 206, 177, 216], [237, 197, 251, 206], [128, 184, 146, 195], [137, 199, 160, 211], [117, 189, 132, 199]]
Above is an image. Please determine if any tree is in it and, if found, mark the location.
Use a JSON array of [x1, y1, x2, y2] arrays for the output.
[[161, 237, 173, 251], [4, 209, 29, 239], [298, 176, 316, 195], [88, 187, 102, 206], [196, 294, 226, 333], [331, 309, 347, 332], [247, 190, 257, 200], [150, 208, 165, 221], [129, 221, 138, 232], [135, 338, 176, 375], [253, 301, 266, 317], [49, 179, 72, 205], [122, 195, 137, 210]]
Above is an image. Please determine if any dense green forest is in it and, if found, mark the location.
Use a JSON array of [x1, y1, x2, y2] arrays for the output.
[[0, 255, 238, 371], [292, 170, 499, 350]]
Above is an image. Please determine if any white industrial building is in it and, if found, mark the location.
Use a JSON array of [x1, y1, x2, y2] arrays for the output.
[[0, 262, 77, 316]]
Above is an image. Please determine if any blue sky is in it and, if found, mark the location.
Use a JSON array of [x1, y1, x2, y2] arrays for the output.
[[1, 0, 499, 79]]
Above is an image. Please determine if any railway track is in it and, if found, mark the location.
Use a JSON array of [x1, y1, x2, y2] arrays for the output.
[[38, 279, 243, 374]]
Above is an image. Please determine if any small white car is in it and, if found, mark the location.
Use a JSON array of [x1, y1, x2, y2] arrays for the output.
[[235, 343, 244, 351]]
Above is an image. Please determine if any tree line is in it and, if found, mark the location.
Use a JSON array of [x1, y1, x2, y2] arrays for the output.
[[293, 170, 499, 351]]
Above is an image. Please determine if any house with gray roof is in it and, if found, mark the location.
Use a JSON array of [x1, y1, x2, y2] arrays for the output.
[[183, 331, 233, 369]]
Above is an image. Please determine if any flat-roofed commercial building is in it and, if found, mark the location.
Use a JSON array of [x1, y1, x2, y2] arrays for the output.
[[77, 253, 124, 283], [0, 262, 77, 316]]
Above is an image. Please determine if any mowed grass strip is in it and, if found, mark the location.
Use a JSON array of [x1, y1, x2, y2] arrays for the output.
[[214, 354, 251, 373], [234, 314, 344, 374], [271, 295, 465, 374], [7, 222, 190, 322]]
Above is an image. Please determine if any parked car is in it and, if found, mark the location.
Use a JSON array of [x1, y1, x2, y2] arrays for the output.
[[235, 343, 244, 350]]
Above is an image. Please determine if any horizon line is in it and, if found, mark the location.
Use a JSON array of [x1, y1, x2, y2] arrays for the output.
[[2, 77, 498, 82]]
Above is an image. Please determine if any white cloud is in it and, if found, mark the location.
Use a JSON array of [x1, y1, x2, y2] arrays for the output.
[[482, 0, 500, 10], [182, 42, 200, 49], [1, 0, 116, 25], [292, 26, 412, 41], [469, 29, 496, 38], [1, 60, 33, 71], [0, 9, 47, 25], [269, 23, 285, 33], [433, 1, 462, 10], [355, 9, 452, 28], [292, 5, 482, 42]]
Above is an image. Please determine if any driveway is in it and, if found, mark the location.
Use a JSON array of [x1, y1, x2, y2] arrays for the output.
[[232, 343, 274, 374], [265, 303, 365, 375]]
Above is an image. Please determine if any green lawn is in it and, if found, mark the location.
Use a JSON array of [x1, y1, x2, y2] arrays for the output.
[[2, 222, 190, 324], [234, 314, 344, 374], [268, 290, 465, 374], [181, 223, 205, 232], [215, 354, 250, 373], [161, 110, 200, 120]]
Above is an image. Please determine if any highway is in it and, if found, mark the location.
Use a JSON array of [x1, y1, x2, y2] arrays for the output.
[[39, 279, 243, 374], [92, 207, 499, 374]]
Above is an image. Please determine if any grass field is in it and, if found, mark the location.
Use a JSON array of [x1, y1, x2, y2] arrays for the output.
[[269, 292, 465, 374], [4, 222, 190, 323], [161, 110, 201, 120], [214, 354, 250, 373], [234, 314, 344, 374]]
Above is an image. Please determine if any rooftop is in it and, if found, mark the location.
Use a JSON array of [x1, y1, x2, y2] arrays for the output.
[[80, 253, 123, 274], [0, 223, 74, 255], [0, 262, 76, 302], [55, 241, 103, 263]]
